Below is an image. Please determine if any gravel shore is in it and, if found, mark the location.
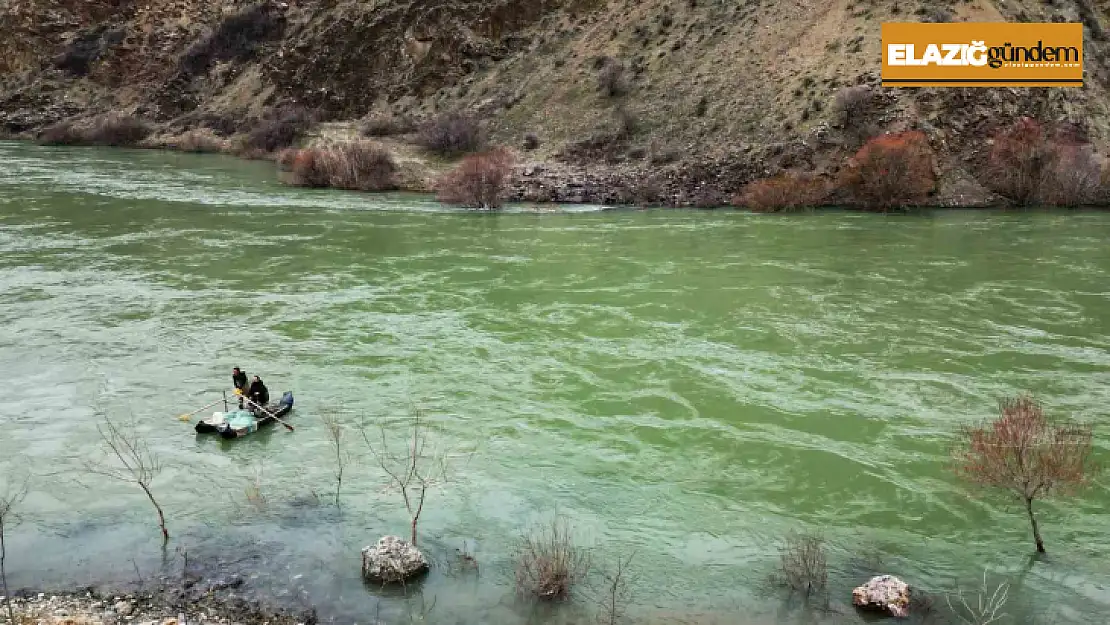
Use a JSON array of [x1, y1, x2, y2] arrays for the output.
[[0, 590, 310, 625]]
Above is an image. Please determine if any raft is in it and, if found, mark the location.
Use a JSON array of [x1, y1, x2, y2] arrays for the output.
[[195, 391, 294, 439]]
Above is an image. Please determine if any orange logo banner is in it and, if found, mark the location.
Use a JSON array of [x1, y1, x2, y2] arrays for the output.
[[881, 22, 1083, 87]]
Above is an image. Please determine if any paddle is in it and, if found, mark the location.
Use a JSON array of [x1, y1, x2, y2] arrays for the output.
[[238, 393, 295, 432], [177, 397, 227, 422]]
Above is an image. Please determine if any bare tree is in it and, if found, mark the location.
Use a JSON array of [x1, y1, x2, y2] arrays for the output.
[[319, 409, 349, 507], [86, 415, 169, 544], [360, 408, 449, 546], [0, 472, 29, 625], [596, 552, 635, 625], [952, 394, 1099, 553]]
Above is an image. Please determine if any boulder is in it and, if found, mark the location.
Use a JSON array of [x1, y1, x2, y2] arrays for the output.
[[852, 575, 910, 618], [360, 535, 428, 584]]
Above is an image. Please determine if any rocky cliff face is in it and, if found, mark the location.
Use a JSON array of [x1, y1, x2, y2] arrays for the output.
[[1, 0, 1108, 206]]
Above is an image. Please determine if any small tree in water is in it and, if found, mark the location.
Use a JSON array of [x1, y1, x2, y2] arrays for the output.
[[1, 470, 29, 625], [86, 414, 169, 544], [952, 395, 1099, 553]]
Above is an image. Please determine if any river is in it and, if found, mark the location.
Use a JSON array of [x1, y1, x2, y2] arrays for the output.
[[0, 140, 1108, 624]]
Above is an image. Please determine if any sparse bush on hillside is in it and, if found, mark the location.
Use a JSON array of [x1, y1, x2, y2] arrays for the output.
[[986, 117, 1103, 206], [832, 85, 874, 142], [243, 106, 313, 154], [416, 112, 485, 156], [738, 172, 830, 212], [278, 142, 398, 191], [841, 130, 935, 209], [435, 147, 515, 210], [361, 114, 415, 137], [523, 132, 540, 151], [597, 56, 629, 97], [37, 113, 152, 147], [180, 3, 284, 76]]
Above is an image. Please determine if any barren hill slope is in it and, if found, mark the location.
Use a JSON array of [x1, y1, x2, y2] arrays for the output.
[[2, 0, 1108, 206]]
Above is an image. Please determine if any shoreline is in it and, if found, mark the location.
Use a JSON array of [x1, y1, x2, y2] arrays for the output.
[[0, 586, 312, 625]]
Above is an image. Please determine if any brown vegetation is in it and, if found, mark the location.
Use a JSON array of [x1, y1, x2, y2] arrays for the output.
[[242, 106, 313, 155], [175, 128, 226, 153], [737, 172, 830, 212], [832, 85, 875, 143], [416, 111, 485, 156], [986, 118, 1103, 207], [597, 56, 629, 97], [841, 131, 935, 210], [772, 531, 827, 599], [37, 113, 152, 147], [952, 394, 1099, 553], [179, 3, 285, 77], [514, 517, 590, 602], [435, 147, 515, 209], [362, 114, 415, 137], [277, 142, 398, 192]]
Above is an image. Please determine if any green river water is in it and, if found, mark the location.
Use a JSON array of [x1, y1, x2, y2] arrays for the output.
[[0, 140, 1108, 624]]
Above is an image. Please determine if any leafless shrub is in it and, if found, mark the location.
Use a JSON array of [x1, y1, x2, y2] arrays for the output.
[[359, 408, 452, 546], [416, 111, 485, 156], [436, 146, 516, 209], [243, 106, 312, 154], [840, 130, 935, 209], [176, 128, 226, 153], [596, 552, 635, 625], [523, 132, 540, 151], [0, 470, 29, 625], [244, 462, 266, 512], [952, 394, 1098, 553], [946, 571, 1009, 625], [514, 516, 590, 602], [37, 113, 152, 147], [278, 142, 398, 191], [85, 415, 168, 544], [923, 7, 954, 23], [319, 409, 349, 506], [772, 530, 827, 598], [597, 57, 629, 97], [362, 114, 416, 137], [986, 117, 1103, 206], [180, 3, 284, 76], [738, 171, 830, 212], [832, 85, 874, 141]]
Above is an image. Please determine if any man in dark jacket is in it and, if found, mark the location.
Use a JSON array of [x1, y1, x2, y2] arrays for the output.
[[232, 367, 248, 408], [247, 375, 269, 411]]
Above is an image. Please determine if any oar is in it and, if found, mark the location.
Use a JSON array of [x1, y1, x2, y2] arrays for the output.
[[239, 394, 295, 432], [177, 397, 226, 422]]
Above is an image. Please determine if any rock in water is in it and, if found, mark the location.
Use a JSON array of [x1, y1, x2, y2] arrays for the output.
[[852, 575, 911, 617], [361, 535, 429, 584]]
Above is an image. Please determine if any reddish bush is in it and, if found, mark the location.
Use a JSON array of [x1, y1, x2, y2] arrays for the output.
[[436, 147, 516, 209], [738, 172, 830, 212], [278, 142, 398, 191], [987, 117, 1103, 206], [841, 131, 935, 209]]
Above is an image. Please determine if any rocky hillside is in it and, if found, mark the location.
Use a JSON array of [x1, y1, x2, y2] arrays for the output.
[[1, 0, 1108, 206]]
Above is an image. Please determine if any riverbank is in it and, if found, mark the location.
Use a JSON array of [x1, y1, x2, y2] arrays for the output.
[[0, 587, 311, 625]]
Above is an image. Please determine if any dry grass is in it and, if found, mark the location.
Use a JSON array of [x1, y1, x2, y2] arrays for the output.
[[277, 141, 398, 192], [362, 114, 415, 137], [37, 113, 152, 147], [175, 128, 227, 153], [435, 147, 516, 209], [514, 517, 590, 602]]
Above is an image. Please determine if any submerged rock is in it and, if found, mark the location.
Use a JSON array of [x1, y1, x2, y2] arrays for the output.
[[852, 575, 911, 618], [360, 535, 428, 584]]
